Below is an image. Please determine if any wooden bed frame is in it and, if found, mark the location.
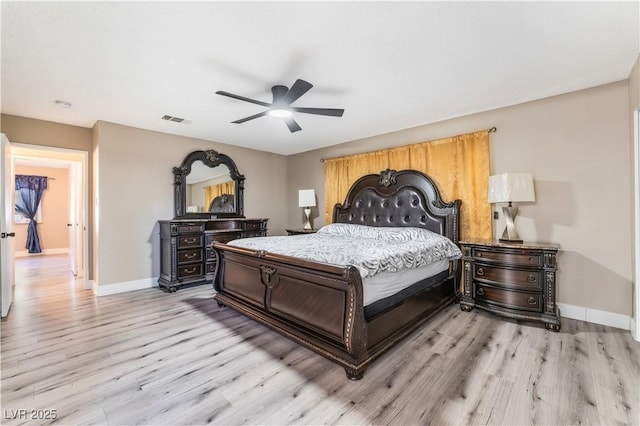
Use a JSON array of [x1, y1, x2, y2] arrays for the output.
[[213, 169, 461, 380]]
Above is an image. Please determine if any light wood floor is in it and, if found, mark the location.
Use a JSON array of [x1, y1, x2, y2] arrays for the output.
[[2, 254, 639, 425]]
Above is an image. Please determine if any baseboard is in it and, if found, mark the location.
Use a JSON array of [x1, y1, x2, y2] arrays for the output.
[[92, 277, 158, 296], [15, 248, 70, 257], [558, 303, 632, 331]]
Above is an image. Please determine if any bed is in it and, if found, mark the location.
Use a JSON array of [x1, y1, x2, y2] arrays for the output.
[[212, 169, 461, 380]]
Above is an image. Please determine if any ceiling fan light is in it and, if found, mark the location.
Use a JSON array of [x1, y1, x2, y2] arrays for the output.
[[268, 108, 292, 118]]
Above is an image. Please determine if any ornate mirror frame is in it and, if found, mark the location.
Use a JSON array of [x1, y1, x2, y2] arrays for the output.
[[173, 149, 245, 218]]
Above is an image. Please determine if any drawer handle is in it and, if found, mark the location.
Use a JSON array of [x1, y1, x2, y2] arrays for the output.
[[184, 267, 196, 274], [185, 253, 198, 259], [527, 274, 537, 283], [477, 267, 484, 276], [527, 296, 536, 305], [528, 257, 535, 262], [476, 288, 485, 296], [184, 238, 197, 244], [477, 252, 483, 257]]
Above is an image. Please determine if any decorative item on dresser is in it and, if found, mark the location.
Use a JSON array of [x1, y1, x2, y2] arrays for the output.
[[213, 169, 462, 379], [157, 149, 268, 293], [459, 240, 561, 331]]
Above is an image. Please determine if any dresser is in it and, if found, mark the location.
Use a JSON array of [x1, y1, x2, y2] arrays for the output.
[[459, 240, 561, 331], [158, 218, 268, 292]]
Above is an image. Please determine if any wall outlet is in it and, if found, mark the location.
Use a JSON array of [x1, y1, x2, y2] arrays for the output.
[[493, 211, 499, 220]]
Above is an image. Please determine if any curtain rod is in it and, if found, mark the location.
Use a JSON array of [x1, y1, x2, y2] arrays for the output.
[[15, 174, 56, 180], [320, 126, 497, 162]]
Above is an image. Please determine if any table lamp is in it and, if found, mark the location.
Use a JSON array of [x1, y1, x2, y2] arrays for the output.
[[488, 172, 535, 243], [298, 189, 316, 230]]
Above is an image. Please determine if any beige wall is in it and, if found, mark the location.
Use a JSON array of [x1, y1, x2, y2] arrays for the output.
[[287, 81, 633, 317], [93, 121, 288, 287], [13, 165, 69, 254]]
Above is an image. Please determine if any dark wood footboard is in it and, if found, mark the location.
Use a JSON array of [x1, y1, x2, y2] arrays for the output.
[[213, 243, 456, 379], [214, 243, 370, 378]]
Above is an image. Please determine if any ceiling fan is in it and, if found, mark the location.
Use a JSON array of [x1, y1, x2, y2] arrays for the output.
[[215, 79, 344, 133]]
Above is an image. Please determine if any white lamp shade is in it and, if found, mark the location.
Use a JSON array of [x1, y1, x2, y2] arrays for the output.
[[488, 172, 535, 203], [298, 189, 316, 207]]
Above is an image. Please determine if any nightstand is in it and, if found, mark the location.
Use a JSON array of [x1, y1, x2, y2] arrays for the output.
[[459, 240, 561, 331], [285, 229, 317, 236]]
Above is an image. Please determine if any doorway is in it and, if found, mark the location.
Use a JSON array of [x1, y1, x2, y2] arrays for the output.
[[10, 143, 89, 297], [634, 107, 640, 342]]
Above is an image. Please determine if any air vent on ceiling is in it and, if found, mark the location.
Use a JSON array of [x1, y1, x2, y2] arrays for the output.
[[161, 115, 185, 123]]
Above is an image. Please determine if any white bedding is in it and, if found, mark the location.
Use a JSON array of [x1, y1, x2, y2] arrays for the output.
[[227, 223, 461, 306]]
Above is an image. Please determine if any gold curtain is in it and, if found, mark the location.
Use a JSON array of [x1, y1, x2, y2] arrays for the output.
[[204, 181, 235, 209], [323, 130, 491, 240]]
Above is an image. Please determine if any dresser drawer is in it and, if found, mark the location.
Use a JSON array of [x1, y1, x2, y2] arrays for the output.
[[206, 231, 242, 245], [178, 234, 203, 249], [177, 263, 203, 279], [473, 264, 542, 291], [474, 283, 542, 312], [472, 247, 542, 267], [177, 223, 205, 233], [205, 261, 217, 275], [243, 230, 265, 238], [178, 249, 202, 264]]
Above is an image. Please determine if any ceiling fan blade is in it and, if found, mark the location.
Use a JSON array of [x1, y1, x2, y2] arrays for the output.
[[216, 91, 271, 107], [284, 117, 302, 133], [282, 79, 313, 105], [231, 110, 269, 124], [291, 107, 344, 117]]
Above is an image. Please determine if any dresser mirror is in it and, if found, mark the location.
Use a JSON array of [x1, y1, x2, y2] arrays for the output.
[[173, 150, 245, 218]]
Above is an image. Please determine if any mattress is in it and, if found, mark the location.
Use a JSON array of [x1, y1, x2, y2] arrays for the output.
[[362, 258, 449, 306]]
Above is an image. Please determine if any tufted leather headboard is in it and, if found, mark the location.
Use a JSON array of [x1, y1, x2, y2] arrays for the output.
[[332, 169, 461, 245], [208, 193, 235, 213]]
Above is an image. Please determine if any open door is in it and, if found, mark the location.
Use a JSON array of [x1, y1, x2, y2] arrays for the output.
[[1, 133, 15, 317]]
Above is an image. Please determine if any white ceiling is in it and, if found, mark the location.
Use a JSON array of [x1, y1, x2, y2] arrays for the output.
[[2, 1, 638, 156]]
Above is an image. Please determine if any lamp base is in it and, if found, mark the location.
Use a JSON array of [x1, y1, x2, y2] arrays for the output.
[[498, 205, 523, 244], [303, 207, 312, 230]]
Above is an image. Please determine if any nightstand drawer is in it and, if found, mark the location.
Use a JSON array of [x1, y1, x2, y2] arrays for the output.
[[244, 221, 264, 230], [472, 247, 542, 267], [473, 264, 542, 290], [474, 284, 542, 312]]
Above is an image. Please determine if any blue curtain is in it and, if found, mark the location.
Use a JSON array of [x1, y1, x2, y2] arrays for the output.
[[15, 175, 48, 254]]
